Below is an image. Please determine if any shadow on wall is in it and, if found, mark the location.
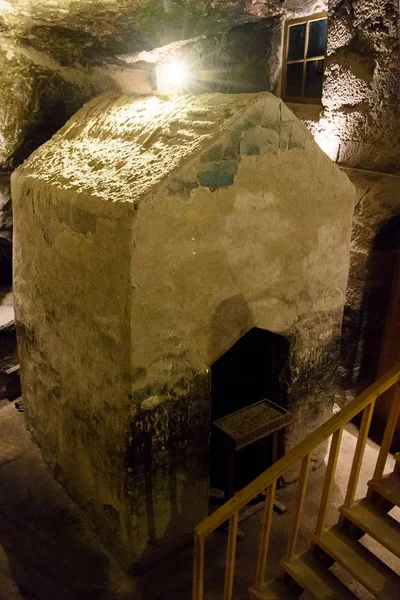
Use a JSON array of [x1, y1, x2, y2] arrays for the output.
[[340, 214, 400, 392], [208, 294, 254, 368]]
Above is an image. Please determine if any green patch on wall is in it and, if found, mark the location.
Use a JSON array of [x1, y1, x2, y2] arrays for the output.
[[197, 159, 238, 191]]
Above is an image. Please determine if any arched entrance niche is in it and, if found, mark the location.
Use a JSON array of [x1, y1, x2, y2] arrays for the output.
[[210, 327, 290, 494]]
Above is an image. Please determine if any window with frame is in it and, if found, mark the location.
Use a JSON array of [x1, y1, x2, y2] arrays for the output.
[[283, 14, 328, 101]]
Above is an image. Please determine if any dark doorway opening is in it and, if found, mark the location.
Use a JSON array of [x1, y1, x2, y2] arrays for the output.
[[0, 238, 12, 286], [210, 327, 290, 496]]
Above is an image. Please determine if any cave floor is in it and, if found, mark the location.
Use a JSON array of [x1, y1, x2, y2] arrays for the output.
[[0, 399, 399, 600]]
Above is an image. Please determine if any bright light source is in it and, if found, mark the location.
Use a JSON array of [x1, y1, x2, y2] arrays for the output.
[[0, 1, 13, 13], [156, 60, 188, 92]]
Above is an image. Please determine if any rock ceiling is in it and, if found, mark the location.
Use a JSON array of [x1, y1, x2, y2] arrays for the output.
[[0, 1, 323, 56], [0, 0, 325, 168]]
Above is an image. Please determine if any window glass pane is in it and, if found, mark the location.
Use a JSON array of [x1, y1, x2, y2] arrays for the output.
[[304, 59, 324, 98], [307, 19, 328, 57], [285, 62, 303, 97], [287, 23, 306, 61]]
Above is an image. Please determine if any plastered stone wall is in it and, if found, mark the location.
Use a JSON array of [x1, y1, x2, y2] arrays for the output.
[[12, 92, 354, 568], [321, 0, 400, 173]]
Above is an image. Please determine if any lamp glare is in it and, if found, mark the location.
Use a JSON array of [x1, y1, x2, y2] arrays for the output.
[[156, 60, 188, 92]]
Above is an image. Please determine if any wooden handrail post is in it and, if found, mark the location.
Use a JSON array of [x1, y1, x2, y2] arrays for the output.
[[223, 511, 239, 600], [192, 533, 205, 600], [315, 428, 343, 537], [343, 399, 376, 509], [285, 453, 312, 561], [254, 479, 277, 591], [371, 382, 400, 482], [191, 367, 400, 600]]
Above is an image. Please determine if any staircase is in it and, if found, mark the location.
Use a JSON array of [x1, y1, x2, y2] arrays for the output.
[[192, 368, 400, 600], [253, 451, 400, 599]]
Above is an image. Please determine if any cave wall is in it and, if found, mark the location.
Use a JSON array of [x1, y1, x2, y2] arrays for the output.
[[0, 42, 97, 170], [289, 1, 400, 395], [323, 1, 400, 392], [321, 0, 399, 174], [289, 0, 399, 174], [1, 0, 326, 51], [338, 170, 400, 391], [0, 40, 153, 171]]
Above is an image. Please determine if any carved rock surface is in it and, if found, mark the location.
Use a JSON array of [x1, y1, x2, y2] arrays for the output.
[[339, 169, 400, 390], [0, 41, 98, 169], [1, 1, 325, 52], [323, 0, 400, 174]]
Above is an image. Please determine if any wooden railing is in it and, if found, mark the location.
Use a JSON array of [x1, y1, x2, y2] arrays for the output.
[[193, 365, 400, 600]]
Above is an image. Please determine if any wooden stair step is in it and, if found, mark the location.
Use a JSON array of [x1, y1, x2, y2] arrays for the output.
[[313, 525, 400, 600], [249, 580, 297, 600], [340, 498, 400, 558], [280, 551, 358, 599], [368, 472, 400, 507]]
